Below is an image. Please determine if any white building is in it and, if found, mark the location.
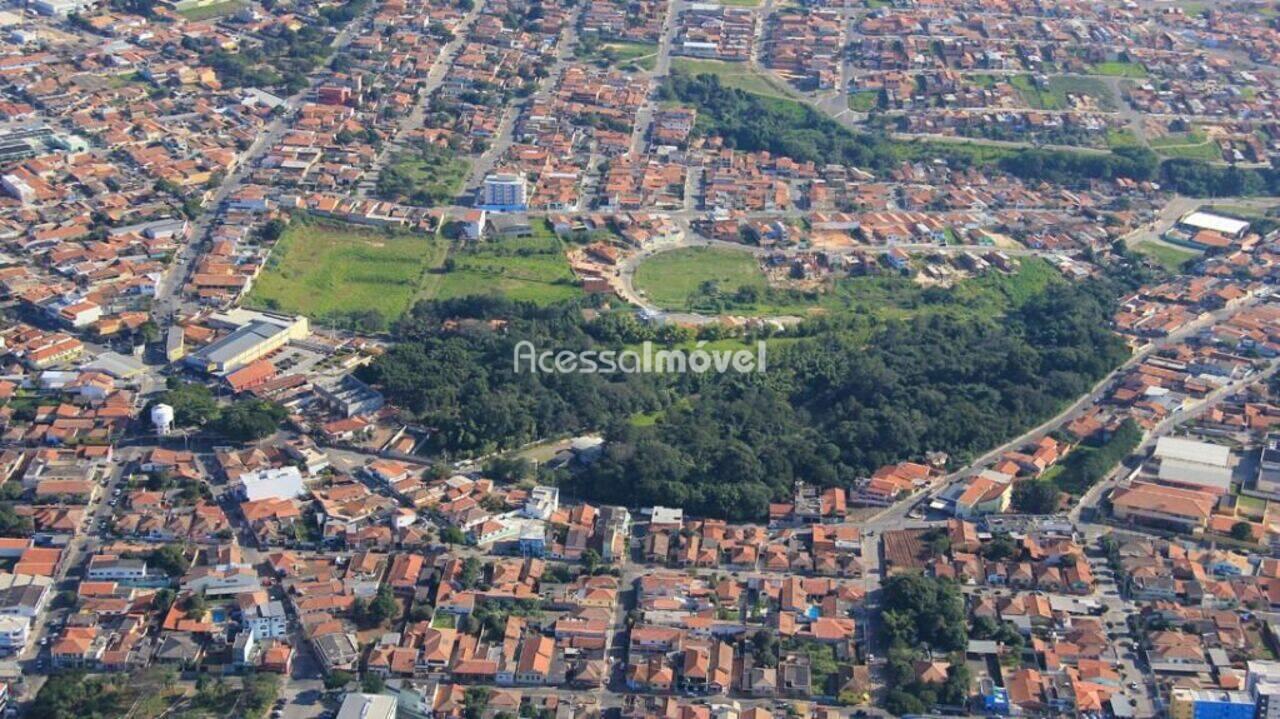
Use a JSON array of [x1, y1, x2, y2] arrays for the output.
[[0, 573, 52, 619], [649, 506, 683, 528], [86, 556, 148, 582], [31, 0, 98, 16], [479, 172, 528, 211], [243, 599, 289, 639], [0, 174, 34, 205], [151, 404, 174, 436], [1250, 661, 1280, 719], [0, 615, 28, 653], [239, 466, 306, 502], [522, 486, 559, 521], [1252, 433, 1280, 501], [1151, 436, 1233, 495], [336, 693, 397, 719], [1177, 211, 1251, 240]]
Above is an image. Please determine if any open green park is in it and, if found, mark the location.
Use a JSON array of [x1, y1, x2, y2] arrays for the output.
[[670, 58, 796, 99], [632, 245, 1062, 318], [176, 0, 245, 20], [1010, 75, 1116, 111], [247, 218, 448, 326], [1134, 240, 1200, 273], [433, 220, 583, 305], [249, 216, 583, 326]]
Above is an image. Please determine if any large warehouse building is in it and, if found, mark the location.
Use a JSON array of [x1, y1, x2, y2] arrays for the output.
[[183, 310, 309, 376], [1175, 211, 1251, 240], [1148, 436, 1234, 495]]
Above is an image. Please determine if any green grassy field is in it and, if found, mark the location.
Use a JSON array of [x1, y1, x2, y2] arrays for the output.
[[177, 0, 245, 20], [891, 136, 1020, 165], [1106, 128, 1142, 149], [1135, 240, 1200, 273], [848, 89, 881, 112], [634, 246, 1062, 318], [1151, 130, 1222, 161], [671, 58, 794, 99], [1156, 142, 1222, 161], [248, 218, 448, 324], [606, 42, 659, 70], [1205, 203, 1280, 219], [1150, 128, 1207, 148], [432, 221, 583, 305], [377, 146, 470, 206], [1090, 61, 1147, 78], [634, 246, 768, 309], [1011, 75, 1116, 110]]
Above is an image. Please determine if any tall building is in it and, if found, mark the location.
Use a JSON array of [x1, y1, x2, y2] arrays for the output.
[[1249, 661, 1280, 719], [479, 172, 528, 211]]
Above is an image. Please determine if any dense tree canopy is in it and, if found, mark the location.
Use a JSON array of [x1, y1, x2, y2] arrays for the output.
[[570, 280, 1127, 518], [359, 296, 673, 455], [29, 673, 129, 719], [659, 71, 899, 170], [1160, 159, 1279, 198], [366, 275, 1127, 520], [880, 572, 967, 651], [150, 379, 286, 442]]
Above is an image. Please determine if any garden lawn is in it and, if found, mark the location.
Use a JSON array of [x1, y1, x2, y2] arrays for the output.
[[378, 146, 470, 206], [1135, 240, 1200, 273], [177, 0, 245, 20], [1011, 75, 1116, 110], [1090, 61, 1147, 78], [1151, 130, 1222, 161], [634, 246, 769, 310], [431, 221, 583, 305], [634, 246, 1061, 318], [248, 219, 448, 324], [605, 42, 659, 70], [848, 89, 881, 112], [1106, 128, 1142, 149], [670, 58, 794, 99]]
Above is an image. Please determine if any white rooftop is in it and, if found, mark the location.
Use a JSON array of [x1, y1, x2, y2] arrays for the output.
[[1179, 211, 1250, 237], [1154, 436, 1232, 468], [240, 466, 306, 502]]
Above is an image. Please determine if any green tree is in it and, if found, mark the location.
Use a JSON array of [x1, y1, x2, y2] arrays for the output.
[[182, 592, 208, 618], [148, 544, 190, 577], [361, 673, 386, 694], [155, 381, 219, 427], [1012, 479, 1060, 514], [365, 585, 399, 627], [1231, 521, 1255, 541], [324, 670, 354, 690], [482, 456, 534, 483], [244, 673, 281, 717], [880, 573, 967, 652], [582, 549, 602, 574], [213, 399, 288, 441], [463, 687, 491, 719]]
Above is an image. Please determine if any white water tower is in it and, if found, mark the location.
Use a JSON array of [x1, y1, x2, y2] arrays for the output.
[[151, 403, 174, 436]]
